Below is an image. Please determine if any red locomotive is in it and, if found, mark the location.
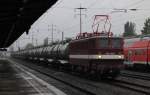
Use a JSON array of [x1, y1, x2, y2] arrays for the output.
[[12, 15, 124, 78], [124, 35, 150, 69]]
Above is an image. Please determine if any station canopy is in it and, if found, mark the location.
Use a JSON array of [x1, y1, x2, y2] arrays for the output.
[[0, 0, 57, 48]]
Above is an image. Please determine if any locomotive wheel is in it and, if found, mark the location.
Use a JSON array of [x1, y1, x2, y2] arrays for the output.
[[89, 70, 100, 80], [53, 61, 61, 69], [72, 65, 78, 72], [80, 66, 86, 75], [99, 69, 111, 80], [43, 61, 49, 67], [107, 69, 120, 79], [63, 63, 71, 71]]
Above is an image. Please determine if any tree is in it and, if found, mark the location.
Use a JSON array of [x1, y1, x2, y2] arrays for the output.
[[25, 43, 34, 49], [43, 37, 48, 46], [141, 18, 150, 35], [65, 37, 72, 42], [123, 21, 136, 37]]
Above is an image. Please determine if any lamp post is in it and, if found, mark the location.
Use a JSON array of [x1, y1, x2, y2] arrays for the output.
[[111, 8, 138, 14]]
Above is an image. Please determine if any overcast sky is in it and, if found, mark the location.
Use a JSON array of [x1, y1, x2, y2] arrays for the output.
[[10, 0, 150, 50]]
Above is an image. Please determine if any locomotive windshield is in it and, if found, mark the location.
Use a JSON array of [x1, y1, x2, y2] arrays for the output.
[[111, 38, 122, 48], [99, 38, 109, 48], [99, 38, 122, 48]]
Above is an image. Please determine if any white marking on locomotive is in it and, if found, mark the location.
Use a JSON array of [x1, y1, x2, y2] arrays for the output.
[[69, 55, 124, 59]]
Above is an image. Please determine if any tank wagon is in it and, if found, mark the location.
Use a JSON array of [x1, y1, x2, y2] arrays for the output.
[[12, 15, 124, 78]]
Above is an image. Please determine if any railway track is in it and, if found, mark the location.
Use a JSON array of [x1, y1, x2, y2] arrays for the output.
[[67, 70, 150, 95], [120, 70, 150, 81], [31, 64, 150, 95], [110, 79, 150, 95], [10, 58, 150, 95], [113, 70, 150, 95]]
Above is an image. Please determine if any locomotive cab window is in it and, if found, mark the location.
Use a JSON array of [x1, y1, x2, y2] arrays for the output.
[[111, 38, 122, 48], [99, 38, 109, 48]]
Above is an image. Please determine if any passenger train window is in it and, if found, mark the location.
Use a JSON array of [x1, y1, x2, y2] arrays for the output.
[[134, 49, 145, 55]]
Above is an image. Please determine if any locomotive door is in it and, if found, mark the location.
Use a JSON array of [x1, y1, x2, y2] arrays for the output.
[[127, 50, 132, 65]]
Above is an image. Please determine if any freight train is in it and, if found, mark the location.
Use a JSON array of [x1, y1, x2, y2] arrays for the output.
[[11, 15, 124, 78], [124, 35, 150, 70]]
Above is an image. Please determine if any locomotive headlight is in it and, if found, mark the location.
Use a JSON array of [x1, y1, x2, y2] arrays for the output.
[[98, 55, 102, 59], [118, 55, 122, 58]]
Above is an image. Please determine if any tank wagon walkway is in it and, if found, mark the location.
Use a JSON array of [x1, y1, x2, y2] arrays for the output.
[[0, 59, 66, 95]]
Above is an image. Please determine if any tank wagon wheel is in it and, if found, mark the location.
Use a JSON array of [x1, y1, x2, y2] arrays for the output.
[[48, 61, 54, 68], [69, 65, 76, 73], [59, 63, 69, 71], [42, 60, 49, 67], [52, 60, 61, 69], [65, 64, 72, 71], [30, 58, 34, 62], [38, 60, 44, 66], [44, 60, 50, 66], [35, 59, 40, 65], [70, 65, 74, 72], [58, 63, 64, 71], [71, 65, 78, 72]]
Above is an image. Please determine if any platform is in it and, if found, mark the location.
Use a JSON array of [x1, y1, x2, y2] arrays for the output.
[[0, 59, 66, 95]]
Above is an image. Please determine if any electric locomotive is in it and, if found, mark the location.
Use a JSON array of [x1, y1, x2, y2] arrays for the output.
[[69, 33, 124, 78]]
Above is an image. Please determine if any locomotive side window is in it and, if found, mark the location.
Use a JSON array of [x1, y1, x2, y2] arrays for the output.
[[89, 39, 96, 49], [112, 38, 122, 48]]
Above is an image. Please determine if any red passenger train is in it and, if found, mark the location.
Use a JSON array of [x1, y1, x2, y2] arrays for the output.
[[124, 35, 150, 69]]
